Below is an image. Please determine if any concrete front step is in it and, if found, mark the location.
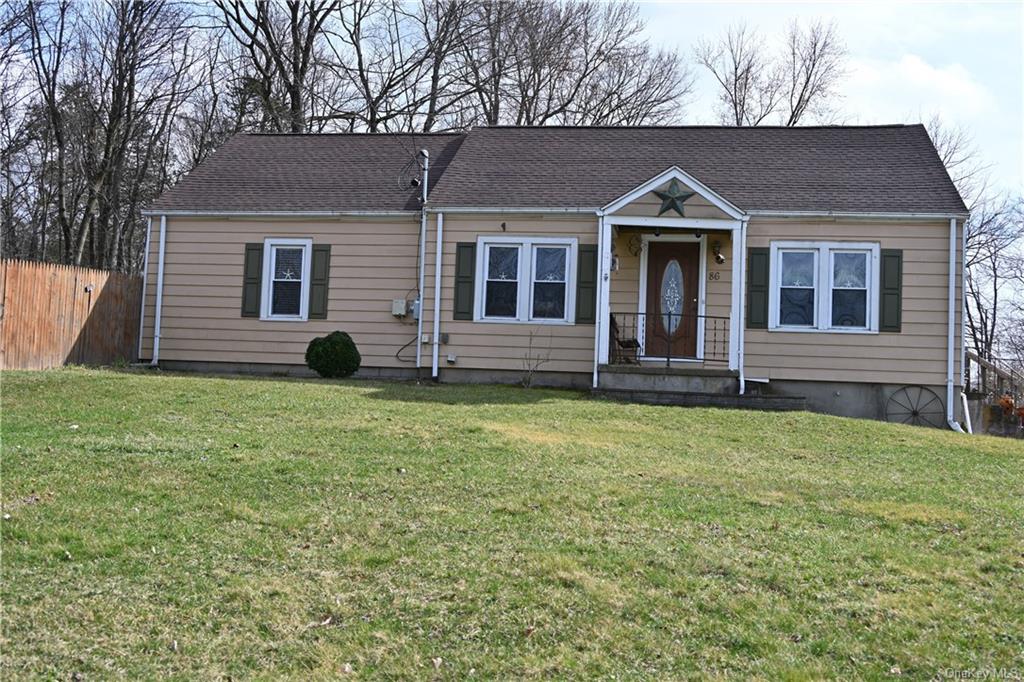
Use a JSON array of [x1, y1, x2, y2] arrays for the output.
[[592, 388, 807, 412], [598, 364, 739, 394]]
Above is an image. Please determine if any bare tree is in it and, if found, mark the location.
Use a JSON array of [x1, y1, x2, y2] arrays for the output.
[[327, 0, 443, 132], [781, 19, 845, 126], [459, 0, 691, 127], [696, 20, 846, 126], [213, 0, 338, 133], [926, 114, 991, 210], [695, 24, 781, 126], [963, 196, 1024, 362], [16, 0, 197, 270]]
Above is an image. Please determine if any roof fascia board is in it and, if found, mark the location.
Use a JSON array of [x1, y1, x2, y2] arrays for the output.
[[141, 210, 418, 218], [606, 215, 741, 231], [426, 206, 600, 214], [746, 210, 970, 221], [602, 166, 745, 220]]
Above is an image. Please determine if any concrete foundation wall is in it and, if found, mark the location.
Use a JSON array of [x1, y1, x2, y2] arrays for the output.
[[598, 366, 738, 393], [154, 360, 960, 427], [437, 367, 592, 389], [767, 378, 958, 424], [158, 360, 420, 381]]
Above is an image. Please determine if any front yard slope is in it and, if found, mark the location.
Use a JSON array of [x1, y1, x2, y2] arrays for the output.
[[2, 369, 1021, 678]]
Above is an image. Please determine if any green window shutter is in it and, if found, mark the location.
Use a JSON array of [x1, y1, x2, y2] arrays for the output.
[[241, 243, 263, 318], [746, 247, 770, 329], [308, 244, 331, 320], [879, 249, 903, 332], [453, 242, 476, 320], [575, 244, 598, 324]]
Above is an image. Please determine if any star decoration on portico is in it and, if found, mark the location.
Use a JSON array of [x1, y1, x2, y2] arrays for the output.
[[652, 179, 695, 217]]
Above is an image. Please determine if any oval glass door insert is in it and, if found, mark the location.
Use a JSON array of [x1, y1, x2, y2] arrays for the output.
[[661, 259, 684, 334]]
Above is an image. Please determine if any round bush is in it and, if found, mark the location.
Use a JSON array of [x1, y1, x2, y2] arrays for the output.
[[305, 331, 361, 378]]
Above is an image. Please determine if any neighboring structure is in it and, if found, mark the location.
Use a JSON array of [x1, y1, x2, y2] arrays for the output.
[[140, 125, 968, 427]]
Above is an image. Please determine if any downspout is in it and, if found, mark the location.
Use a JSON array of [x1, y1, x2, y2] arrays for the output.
[[592, 211, 604, 388], [946, 217, 964, 432], [415, 150, 429, 372], [737, 218, 748, 395], [954, 215, 970, 430], [431, 212, 444, 379], [150, 214, 167, 366], [137, 217, 151, 361]]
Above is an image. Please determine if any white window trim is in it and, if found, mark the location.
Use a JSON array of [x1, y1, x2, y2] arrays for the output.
[[474, 236, 578, 324], [768, 241, 880, 334], [261, 238, 313, 321]]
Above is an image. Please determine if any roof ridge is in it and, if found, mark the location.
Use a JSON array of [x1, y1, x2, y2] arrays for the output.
[[474, 124, 913, 131], [246, 132, 466, 137]]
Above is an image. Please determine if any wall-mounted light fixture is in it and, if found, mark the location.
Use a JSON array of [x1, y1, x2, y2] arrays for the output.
[[712, 240, 726, 265]]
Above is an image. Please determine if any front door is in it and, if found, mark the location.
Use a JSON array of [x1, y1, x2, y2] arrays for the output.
[[644, 241, 700, 359]]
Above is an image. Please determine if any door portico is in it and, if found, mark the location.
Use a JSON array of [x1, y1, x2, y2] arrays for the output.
[[594, 166, 748, 389]]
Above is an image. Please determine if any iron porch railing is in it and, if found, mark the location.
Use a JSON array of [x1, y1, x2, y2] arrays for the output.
[[609, 311, 730, 366]]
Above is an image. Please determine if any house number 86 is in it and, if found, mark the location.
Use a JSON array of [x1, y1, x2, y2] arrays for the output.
[[708, 271, 721, 281]]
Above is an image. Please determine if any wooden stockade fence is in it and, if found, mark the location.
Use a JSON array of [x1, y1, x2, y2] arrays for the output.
[[0, 259, 142, 370]]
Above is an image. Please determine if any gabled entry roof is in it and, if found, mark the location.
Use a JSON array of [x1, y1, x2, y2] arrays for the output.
[[601, 166, 745, 219], [147, 125, 967, 216]]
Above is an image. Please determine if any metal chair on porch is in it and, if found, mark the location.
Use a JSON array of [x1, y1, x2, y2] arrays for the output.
[[609, 313, 640, 364]]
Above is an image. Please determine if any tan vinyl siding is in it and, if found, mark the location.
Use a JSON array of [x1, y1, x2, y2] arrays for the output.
[[140, 211, 962, 389], [423, 214, 598, 375], [744, 218, 963, 386], [140, 216, 423, 368]]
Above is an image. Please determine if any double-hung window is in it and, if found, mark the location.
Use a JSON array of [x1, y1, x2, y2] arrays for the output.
[[769, 242, 879, 332], [477, 237, 577, 323], [261, 238, 312, 320]]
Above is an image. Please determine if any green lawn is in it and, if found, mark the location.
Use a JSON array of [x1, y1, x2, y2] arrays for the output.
[[2, 368, 1022, 679]]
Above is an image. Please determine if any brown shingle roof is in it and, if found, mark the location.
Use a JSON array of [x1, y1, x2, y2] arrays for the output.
[[429, 125, 967, 214], [148, 133, 465, 213], [148, 125, 966, 215]]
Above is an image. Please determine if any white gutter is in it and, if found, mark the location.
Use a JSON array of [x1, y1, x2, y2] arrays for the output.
[[737, 218, 748, 395], [592, 212, 605, 388], [137, 217, 152, 361], [946, 217, 963, 431], [150, 214, 167, 366], [426, 206, 600, 215], [431, 212, 444, 379], [140, 210, 417, 218], [415, 150, 429, 371], [745, 210, 969, 221]]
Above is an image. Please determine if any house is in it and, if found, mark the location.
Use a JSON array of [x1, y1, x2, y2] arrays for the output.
[[140, 125, 968, 427]]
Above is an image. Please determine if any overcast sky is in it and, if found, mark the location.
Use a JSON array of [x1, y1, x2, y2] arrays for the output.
[[639, 0, 1023, 196]]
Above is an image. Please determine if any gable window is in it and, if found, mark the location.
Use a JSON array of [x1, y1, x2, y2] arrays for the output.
[[769, 242, 879, 332], [476, 237, 577, 324], [261, 238, 312, 320]]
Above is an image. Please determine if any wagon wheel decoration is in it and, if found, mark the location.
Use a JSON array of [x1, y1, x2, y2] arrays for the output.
[[885, 386, 944, 428]]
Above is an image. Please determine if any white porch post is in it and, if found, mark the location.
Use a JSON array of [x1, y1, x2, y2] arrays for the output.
[[737, 219, 748, 394], [728, 224, 741, 372], [592, 213, 604, 388], [597, 215, 612, 367]]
